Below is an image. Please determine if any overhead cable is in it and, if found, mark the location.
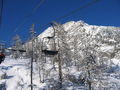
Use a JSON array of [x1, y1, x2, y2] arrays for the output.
[[55, 0, 101, 21], [14, 0, 45, 32], [0, 0, 4, 28], [39, 0, 101, 32]]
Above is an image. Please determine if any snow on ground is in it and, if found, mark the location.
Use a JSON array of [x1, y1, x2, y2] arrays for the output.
[[1, 56, 120, 90], [0, 57, 46, 90]]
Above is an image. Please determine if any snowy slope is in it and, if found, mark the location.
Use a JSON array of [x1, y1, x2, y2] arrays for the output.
[[0, 57, 47, 90], [1, 57, 120, 90]]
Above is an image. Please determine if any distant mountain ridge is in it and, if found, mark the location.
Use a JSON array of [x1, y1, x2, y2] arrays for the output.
[[38, 20, 120, 39]]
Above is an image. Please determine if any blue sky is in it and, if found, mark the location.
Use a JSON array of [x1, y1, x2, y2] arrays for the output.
[[0, 0, 120, 47]]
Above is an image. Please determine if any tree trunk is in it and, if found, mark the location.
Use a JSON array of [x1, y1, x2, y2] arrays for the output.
[[88, 70, 91, 90], [58, 53, 62, 88]]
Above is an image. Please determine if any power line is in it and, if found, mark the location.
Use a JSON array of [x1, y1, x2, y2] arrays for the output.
[[14, 0, 101, 38], [0, 0, 4, 28], [14, 0, 45, 32], [31, 0, 45, 14], [14, 0, 84, 33], [55, 0, 101, 21], [39, 0, 101, 32]]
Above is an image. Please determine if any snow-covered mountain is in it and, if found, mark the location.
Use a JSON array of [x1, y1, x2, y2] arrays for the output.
[[39, 20, 120, 39], [38, 20, 120, 61]]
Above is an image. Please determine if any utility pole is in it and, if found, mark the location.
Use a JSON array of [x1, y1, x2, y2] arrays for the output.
[[30, 24, 36, 90], [50, 22, 56, 51], [58, 50, 62, 88], [52, 22, 63, 88]]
